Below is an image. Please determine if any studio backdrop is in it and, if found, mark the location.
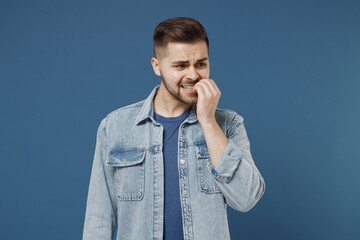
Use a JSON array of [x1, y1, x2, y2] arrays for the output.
[[1, 0, 359, 239]]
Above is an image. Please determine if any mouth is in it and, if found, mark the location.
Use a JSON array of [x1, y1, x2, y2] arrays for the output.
[[181, 85, 197, 94]]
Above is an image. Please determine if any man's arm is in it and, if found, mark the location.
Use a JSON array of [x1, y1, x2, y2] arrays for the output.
[[193, 79, 265, 212], [201, 120, 229, 169], [83, 118, 117, 239], [202, 114, 265, 212]]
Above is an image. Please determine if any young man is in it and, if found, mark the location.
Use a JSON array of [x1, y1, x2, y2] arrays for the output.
[[83, 17, 265, 240]]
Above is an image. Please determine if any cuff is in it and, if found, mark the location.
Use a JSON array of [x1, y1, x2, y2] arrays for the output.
[[209, 138, 242, 183]]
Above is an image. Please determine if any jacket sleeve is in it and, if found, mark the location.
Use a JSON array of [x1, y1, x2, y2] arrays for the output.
[[83, 118, 118, 239], [209, 113, 265, 212]]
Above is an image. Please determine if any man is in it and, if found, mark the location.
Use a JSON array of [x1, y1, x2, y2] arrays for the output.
[[83, 17, 265, 240]]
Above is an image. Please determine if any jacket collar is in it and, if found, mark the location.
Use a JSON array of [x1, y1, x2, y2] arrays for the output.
[[135, 85, 198, 125]]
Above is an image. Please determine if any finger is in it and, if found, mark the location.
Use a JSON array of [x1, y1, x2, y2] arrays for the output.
[[194, 82, 205, 98], [196, 80, 212, 97], [209, 79, 221, 95], [203, 79, 218, 96]]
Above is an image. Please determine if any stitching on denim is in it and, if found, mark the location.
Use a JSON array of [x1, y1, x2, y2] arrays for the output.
[[114, 152, 146, 201], [226, 114, 238, 137], [108, 151, 146, 166], [195, 145, 221, 194], [102, 119, 109, 157], [109, 145, 160, 153], [227, 113, 244, 137]]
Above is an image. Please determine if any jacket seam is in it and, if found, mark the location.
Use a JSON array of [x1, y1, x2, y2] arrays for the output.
[[106, 100, 145, 119], [226, 113, 244, 137]]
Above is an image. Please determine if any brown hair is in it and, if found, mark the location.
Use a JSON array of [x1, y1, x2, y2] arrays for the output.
[[153, 17, 209, 59]]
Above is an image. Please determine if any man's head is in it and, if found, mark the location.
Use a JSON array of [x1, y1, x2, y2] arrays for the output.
[[151, 17, 210, 107], [153, 17, 209, 60]]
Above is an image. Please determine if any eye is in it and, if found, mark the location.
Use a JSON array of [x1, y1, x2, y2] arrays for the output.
[[197, 62, 206, 68], [175, 64, 185, 69]]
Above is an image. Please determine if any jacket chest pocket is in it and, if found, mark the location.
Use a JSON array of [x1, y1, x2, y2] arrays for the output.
[[195, 144, 221, 194], [107, 148, 146, 201]]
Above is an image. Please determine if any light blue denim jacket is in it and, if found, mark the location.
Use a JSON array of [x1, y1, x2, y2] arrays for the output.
[[83, 85, 265, 240]]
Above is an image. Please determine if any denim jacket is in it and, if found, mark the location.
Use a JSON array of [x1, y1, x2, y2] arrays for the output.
[[83, 85, 265, 240]]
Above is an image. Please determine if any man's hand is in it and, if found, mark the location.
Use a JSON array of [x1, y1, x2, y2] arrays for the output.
[[193, 79, 227, 169], [193, 79, 221, 125]]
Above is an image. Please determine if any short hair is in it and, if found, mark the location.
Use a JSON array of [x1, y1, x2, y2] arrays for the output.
[[153, 17, 209, 59]]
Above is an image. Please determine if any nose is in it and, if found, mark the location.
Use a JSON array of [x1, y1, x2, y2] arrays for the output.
[[185, 66, 200, 80]]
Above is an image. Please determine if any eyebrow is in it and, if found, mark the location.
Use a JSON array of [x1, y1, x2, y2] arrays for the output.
[[171, 57, 208, 65]]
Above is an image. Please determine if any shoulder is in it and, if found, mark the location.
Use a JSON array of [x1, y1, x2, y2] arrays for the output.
[[107, 100, 145, 119], [215, 107, 244, 123], [214, 107, 245, 137], [99, 99, 145, 128]]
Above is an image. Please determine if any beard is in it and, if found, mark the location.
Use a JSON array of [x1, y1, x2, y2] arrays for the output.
[[160, 72, 198, 106]]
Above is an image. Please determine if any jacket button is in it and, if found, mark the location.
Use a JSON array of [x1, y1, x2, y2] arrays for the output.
[[121, 158, 126, 163], [180, 159, 185, 165], [154, 227, 159, 231], [185, 222, 191, 227], [182, 190, 187, 196]]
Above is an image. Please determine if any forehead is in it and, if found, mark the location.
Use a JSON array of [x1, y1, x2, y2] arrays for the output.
[[164, 41, 208, 61]]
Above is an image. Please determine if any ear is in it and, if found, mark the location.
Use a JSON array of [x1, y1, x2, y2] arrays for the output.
[[151, 57, 161, 76]]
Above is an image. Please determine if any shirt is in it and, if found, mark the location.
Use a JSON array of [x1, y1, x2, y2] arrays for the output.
[[83, 85, 265, 240], [154, 109, 190, 240]]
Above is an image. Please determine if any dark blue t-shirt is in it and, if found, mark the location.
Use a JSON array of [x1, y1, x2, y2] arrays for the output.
[[154, 109, 190, 240]]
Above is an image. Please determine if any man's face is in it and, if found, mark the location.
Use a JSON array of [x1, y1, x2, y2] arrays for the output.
[[152, 41, 210, 106]]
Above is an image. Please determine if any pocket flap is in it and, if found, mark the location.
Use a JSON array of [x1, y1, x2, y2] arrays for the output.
[[107, 148, 146, 167]]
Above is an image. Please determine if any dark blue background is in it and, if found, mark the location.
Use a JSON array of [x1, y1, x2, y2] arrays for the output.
[[1, 0, 359, 239]]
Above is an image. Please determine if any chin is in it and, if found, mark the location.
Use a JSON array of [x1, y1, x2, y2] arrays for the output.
[[185, 98, 198, 106]]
